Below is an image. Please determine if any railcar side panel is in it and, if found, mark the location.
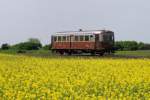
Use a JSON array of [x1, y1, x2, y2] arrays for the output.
[[71, 42, 95, 49], [52, 42, 95, 50], [53, 42, 70, 49]]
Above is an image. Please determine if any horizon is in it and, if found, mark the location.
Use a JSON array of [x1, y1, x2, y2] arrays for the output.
[[1, 29, 150, 46]]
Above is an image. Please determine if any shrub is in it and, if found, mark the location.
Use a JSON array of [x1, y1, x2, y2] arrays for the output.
[[1, 43, 10, 50]]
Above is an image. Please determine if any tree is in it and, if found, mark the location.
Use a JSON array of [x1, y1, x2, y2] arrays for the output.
[[42, 44, 52, 50], [115, 41, 124, 50], [28, 38, 41, 44], [143, 43, 150, 50], [138, 42, 145, 50], [1, 43, 10, 50], [115, 41, 138, 51], [123, 41, 138, 51], [12, 38, 42, 50]]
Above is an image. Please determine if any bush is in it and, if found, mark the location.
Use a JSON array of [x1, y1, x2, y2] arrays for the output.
[[115, 41, 150, 51], [42, 44, 51, 50], [12, 38, 42, 51], [138, 42, 145, 50], [115, 41, 138, 51], [17, 50, 26, 53], [1, 43, 10, 50]]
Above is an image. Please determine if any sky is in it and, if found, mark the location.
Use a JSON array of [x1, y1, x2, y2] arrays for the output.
[[0, 0, 150, 45]]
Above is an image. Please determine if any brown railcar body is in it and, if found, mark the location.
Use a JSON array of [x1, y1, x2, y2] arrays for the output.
[[53, 42, 95, 50], [51, 30, 115, 55]]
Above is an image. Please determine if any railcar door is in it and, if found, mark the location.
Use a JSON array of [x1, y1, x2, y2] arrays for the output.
[[51, 36, 53, 48], [95, 34, 99, 50], [70, 35, 74, 49]]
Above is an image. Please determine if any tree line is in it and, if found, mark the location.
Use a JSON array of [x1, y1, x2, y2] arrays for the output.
[[115, 41, 150, 51], [0, 38, 51, 53], [0, 39, 150, 52]]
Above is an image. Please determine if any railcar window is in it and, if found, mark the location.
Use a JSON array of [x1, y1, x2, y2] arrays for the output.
[[103, 35, 108, 41], [90, 35, 93, 38], [67, 36, 70, 41], [107, 35, 113, 41], [90, 35, 94, 41], [112, 35, 114, 40], [58, 36, 61, 41], [103, 34, 113, 42], [109, 35, 112, 41], [54, 36, 57, 42], [75, 36, 79, 41], [85, 35, 89, 41], [80, 35, 84, 41], [99, 35, 102, 42], [62, 36, 66, 41]]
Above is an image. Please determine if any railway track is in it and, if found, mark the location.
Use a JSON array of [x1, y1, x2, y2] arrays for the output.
[[65, 54, 150, 59], [109, 55, 150, 59]]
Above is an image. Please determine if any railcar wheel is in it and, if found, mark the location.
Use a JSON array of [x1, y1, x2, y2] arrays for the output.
[[59, 51, 64, 55], [65, 51, 72, 56], [51, 50, 56, 54], [68, 52, 72, 56], [99, 52, 104, 56], [91, 51, 96, 56]]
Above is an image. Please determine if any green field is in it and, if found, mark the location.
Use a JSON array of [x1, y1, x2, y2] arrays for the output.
[[115, 50, 150, 57], [0, 50, 150, 58], [0, 50, 52, 57]]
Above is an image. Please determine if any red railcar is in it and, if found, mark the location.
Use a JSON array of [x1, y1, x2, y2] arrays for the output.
[[51, 30, 115, 55]]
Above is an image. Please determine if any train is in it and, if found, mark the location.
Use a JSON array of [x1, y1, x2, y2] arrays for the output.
[[51, 29, 115, 55]]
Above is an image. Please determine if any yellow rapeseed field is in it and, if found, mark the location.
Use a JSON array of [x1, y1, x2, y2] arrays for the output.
[[0, 53, 150, 100]]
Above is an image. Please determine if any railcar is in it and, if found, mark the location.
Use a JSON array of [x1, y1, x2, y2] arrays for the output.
[[51, 30, 115, 55]]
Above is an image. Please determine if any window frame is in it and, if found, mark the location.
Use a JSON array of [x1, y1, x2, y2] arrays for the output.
[[66, 36, 70, 41], [53, 36, 57, 42], [74, 36, 79, 41], [79, 35, 84, 41], [58, 36, 62, 42], [85, 35, 90, 41], [62, 36, 67, 42]]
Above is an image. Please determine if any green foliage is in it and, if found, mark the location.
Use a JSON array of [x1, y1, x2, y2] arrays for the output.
[[138, 42, 145, 50], [142, 43, 150, 50], [12, 38, 42, 51], [14, 42, 41, 50], [42, 44, 51, 50], [115, 41, 150, 51], [1, 43, 10, 50], [28, 38, 41, 44], [116, 50, 150, 57]]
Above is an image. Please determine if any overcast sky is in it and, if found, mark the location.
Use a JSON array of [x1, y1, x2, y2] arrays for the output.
[[0, 0, 150, 45]]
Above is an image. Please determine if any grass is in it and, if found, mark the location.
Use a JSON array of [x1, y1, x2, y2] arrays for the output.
[[0, 49, 52, 57], [115, 50, 150, 57], [0, 49, 150, 58], [0, 49, 17, 54]]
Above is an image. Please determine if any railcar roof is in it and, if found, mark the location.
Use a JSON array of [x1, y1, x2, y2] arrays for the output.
[[53, 30, 113, 36]]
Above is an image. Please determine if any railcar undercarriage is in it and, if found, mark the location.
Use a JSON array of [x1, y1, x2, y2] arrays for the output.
[[52, 49, 115, 56]]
